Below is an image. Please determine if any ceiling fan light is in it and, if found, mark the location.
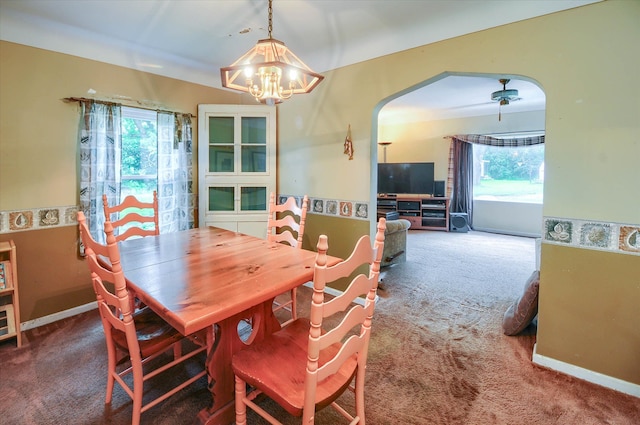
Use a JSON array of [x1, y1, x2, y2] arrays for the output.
[[491, 89, 519, 102]]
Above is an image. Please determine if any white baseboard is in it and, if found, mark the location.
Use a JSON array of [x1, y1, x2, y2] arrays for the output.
[[532, 343, 640, 398], [21, 301, 97, 331], [472, 227, 541, 239]]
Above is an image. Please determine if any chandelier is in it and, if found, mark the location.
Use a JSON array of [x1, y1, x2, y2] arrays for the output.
[[220, 0, 324, 105]]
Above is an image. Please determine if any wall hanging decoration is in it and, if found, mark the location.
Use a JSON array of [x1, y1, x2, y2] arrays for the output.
[[344, 124, 354, 160]]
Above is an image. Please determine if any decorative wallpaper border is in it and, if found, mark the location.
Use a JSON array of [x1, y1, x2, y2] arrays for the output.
[[3, 204, 637, 258], [0, 196, 371, 234], [278, 195, 369, 221], [543, 216, 640, 256], [0, 205, 79, 234]]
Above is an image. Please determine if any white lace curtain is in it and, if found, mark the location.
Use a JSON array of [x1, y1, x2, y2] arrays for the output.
[[78, 100, 193, 242], [157, 112, 194, 233], [78, 101, 121, 243]]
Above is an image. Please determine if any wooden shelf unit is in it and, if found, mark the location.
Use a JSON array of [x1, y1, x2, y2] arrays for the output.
[[377, 195, 450, 231], [0, 240, 21, 347]]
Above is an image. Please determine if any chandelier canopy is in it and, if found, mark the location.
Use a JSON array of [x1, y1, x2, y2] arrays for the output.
[[220, 0, 324, 105]]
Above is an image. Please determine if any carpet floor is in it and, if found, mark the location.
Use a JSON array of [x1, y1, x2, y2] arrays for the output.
[[1, 230, 638, 424]]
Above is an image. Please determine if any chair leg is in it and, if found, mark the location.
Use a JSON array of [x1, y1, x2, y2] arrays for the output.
[[105, 343, 117, 404], [173, 340, 182, 359], [131, 362, 144, 425], [354, 372, 366, 424], [105, 372, 115, 404], [290, 287, 297, 322], [235, 375, 248, 425]]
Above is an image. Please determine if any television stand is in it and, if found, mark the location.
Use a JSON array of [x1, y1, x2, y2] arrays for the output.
[[376, 195, 450, 231]]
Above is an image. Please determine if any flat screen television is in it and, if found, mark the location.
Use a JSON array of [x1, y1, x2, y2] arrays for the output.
[[378, 162, 435, 195]]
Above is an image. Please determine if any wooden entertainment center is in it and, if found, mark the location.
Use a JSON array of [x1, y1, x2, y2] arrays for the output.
[[377, 195, 450, 231]]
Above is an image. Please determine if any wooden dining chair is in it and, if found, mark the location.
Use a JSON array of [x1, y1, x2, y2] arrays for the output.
[[232, 218, 387, 425], [102, 191, 159, 242], [77, 211, 207, 425], [267, 192, 309, 326]]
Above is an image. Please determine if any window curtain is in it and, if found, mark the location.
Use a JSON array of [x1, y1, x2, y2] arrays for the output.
[[446, 141, 455, 199], [451, 134, 545, 146], [450, 138, 473, 225], [157, 112, 194, 233], [78, 101, 121, 243], [445, 133, 545, 229]]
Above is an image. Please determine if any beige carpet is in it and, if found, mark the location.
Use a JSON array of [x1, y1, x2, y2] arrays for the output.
[[1, 230, 638, 424]]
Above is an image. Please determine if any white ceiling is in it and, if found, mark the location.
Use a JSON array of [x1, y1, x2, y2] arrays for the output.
[[380, 75, 547, 123], [0, 0, 598, 119]]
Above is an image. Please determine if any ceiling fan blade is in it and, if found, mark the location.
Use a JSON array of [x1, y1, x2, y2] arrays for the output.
[[446, 101, 495, 110]]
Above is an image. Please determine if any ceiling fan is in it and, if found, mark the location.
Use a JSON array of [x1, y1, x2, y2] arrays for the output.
[[491, 78, 520, 121], [491, 79, 520, 105]]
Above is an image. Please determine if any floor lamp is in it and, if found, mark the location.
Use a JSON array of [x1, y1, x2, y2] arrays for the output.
[[378, 141, 392, 163]]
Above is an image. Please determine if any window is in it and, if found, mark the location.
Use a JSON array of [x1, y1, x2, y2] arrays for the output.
[[79, 101, 193, 242], [121, 106, 158, 203], [473, 143, 544, 203]]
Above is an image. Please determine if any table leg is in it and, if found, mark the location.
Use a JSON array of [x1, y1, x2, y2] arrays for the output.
[[197, 299, 281, 425]]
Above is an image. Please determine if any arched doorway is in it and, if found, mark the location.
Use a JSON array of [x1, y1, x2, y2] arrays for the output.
[[371, 72, 546, 238]]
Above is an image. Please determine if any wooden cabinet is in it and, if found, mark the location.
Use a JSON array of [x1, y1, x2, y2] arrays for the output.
[[0, 240, 21, 347], [198, 105, 276, 239], [377, 196, 450, 231]]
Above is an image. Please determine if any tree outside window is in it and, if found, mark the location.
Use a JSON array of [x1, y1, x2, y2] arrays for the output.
[[473, 144, 544, 203], [121, 107, 158, 203]]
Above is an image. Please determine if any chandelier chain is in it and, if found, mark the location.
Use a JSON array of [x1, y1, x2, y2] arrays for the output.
[[267, 0, 273, 39]]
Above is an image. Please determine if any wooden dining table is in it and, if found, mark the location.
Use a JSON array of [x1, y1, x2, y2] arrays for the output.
[[117, 226, 340, 425]]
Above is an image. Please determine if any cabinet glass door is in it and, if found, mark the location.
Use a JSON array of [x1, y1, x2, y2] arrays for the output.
[[208, 116, 234, 173], [241, 187, 267, 211], [207, 186, 267, 212], [208, 186, 235, 211], [241, 117, 267, 173]]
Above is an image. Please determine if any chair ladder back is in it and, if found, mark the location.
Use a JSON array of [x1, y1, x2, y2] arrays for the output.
[[78, 211, 110, 261], [79, 212, 136, 322], [268, 193, 309, 326], [103, 191, 159, 242], [79, 212, 140, 367], [317, 330, 367, 382], [301, 218, 387, 423], [267, 193, 308, 249]]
